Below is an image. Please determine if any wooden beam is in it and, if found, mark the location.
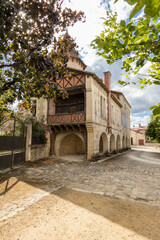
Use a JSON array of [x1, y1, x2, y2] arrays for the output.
[[52, 125, 58, 133], [70, 124, 74, 131], [57, 125, 63, 132], [64, 125, 69, 131]]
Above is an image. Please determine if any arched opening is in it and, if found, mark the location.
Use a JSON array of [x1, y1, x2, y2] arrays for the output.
[[126, 137, 129, 148], [59, 134, 85, 157], [131, 137, 133, 145], [122, 136, 125, 149], [116, 135, 121, 151], [110, 134, 115, 152], [99, 133, 108, 154], [99, 136, 103, 153]]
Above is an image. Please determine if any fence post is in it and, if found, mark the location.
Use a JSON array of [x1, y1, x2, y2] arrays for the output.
[[25, 123, 32, 161]]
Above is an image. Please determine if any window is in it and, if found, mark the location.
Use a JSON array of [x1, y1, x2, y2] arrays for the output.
[[112, 105, 115, 123], [100, 96, 106, 118], [100, 96, 103, 117], [103, 98, 105, 117], [117, 109, 119, 125], [95, 101, 97, 115], [55, 93, 84, 114]]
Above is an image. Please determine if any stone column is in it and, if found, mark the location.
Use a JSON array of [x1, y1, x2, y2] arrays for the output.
[[86, 123, 94, 159], [50, 131, 56, 156], [108, 134, 111, 153], [25, 123, 32, 161], [83, 130, 87, 160]]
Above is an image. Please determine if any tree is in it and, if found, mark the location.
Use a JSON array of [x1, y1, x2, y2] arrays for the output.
[[91, 12, 160, 87], [0, 0, 84, 120], [145, 115, 160, 143], [92, 0, 160, 114]]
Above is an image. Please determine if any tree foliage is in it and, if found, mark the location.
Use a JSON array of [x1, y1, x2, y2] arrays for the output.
[[94, 0, 160, 115], [91, 12, 160, 87], [115, 0, 160, 20], [145, 115, 160, 143], [150, 102, 160, 115], [0, 0, 84, 120]]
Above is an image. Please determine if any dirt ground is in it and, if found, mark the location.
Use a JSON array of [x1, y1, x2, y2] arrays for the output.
[[0, 177, 160, 240]]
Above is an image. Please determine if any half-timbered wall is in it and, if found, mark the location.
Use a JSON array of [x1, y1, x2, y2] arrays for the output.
[[48, 70, 86, 126], [56, 72, 85, 89]]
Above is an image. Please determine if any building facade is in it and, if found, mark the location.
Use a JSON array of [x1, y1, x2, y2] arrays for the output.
[[131, 124, 150, 145], [29, 50, 131, 160]]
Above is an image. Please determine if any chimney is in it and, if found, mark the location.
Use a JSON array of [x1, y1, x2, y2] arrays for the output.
[[104, 71, 111, 91]]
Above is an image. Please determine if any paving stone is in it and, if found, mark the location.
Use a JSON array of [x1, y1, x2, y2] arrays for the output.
[[6, 154, 160, 207]]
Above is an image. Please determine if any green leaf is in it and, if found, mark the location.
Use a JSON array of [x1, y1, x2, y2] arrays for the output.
[[130, 1, 145, 19], [153, 107, 160, 115], [120, 20, 126, 27]]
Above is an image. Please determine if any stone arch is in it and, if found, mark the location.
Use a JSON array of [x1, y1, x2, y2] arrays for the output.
[[110, 134, 115, 152], [55, 132, 85, 157], [99, 132, 108, 154], [116, 135, 121, 151], [126, 137, 130, 148], [122, 135, 126, 149], [59, 134, 85, 156]]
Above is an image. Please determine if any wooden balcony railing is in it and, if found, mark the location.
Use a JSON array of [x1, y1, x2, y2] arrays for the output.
[[48, 112, 85, 125]]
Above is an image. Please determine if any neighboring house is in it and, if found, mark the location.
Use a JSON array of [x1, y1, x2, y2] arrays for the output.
[[131, 124, 150, 146], [22, 48, 131, 160]]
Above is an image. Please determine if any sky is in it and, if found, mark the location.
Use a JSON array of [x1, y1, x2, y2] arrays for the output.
[[62, 0, 159, 127]]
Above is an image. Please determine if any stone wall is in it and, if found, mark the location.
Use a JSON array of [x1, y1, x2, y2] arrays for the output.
[[67, 56, 85, 70], [131, 130, 146, 145], [25, 124, 50, 162], [30, 144, 49, 162]]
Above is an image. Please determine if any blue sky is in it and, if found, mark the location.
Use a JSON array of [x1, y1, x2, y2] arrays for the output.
[[62, 0, 159, 127]]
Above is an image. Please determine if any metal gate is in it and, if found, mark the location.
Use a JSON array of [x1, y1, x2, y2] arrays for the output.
[[0, 117, 26, 170]]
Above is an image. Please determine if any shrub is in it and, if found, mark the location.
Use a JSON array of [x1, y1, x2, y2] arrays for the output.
[[24, 117, 51, 144]]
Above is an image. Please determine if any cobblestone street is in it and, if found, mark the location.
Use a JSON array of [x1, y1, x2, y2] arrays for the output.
[[1, 147, 160, 240], [4, 147, 160, 207]]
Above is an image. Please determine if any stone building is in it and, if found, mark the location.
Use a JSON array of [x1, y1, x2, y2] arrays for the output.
[[28, 49, 131, 160], [131, 124, 150, 145]]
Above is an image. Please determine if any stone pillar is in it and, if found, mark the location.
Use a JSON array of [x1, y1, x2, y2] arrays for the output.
[[108, 134, 111, 153], [86, 76, 92, 122], [50, 131, 56, 156], [86, 123, 94, 159], [83, 130, 87, 160], [25, 123, 32, 161]]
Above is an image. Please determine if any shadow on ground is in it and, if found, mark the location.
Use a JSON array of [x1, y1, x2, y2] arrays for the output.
[[52, 188, 160, 240], [1, 150, 160, 240]]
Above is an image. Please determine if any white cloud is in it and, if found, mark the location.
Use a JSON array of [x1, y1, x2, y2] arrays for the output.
[[131, 115, 150, 128], [107, 0, 133, 22]]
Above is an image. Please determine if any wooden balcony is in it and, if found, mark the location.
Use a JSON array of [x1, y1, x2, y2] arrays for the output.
[[48, 112, 85, 125]]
